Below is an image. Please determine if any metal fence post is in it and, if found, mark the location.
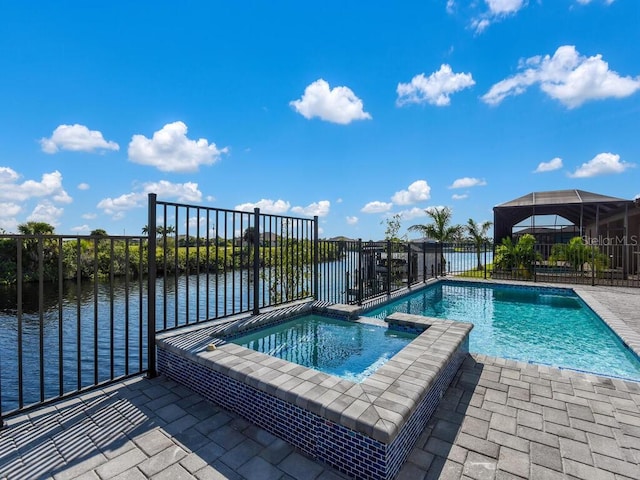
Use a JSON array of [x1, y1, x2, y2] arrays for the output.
[[313, 216, 319, 300], [591, 244, 596, 286], [422, 242, 427, 283], [357, 239, 363, 305], [407, 242, 412, 287], [386, 240, 392, 294], [253, 208, 261, 315], [147, 193, 158, 378], [484, 242, 487, 279]]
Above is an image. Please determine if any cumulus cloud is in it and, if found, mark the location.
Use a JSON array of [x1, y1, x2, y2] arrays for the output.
[[0, 168, 72, 204], [40, 124, 119, 154], [391, 180, 432, 205], [290, 79, 372, 124], [534, 157, 563, 173], [234, 199, 291, 214], [568, 152, 634, 178], [0, 202, 22, 217], [486, 0, 526, 14], [291, 200, 331, 217], [77, 182, 90, 190], [71, 224, 91, 233], [471, 0, 526, 33], [397, 65, 475, 107], [97, 181, 203, 218], [346, 216, 358, 225], [128, 121, 228, 173], [452, 193, 469, 200], [449, 177, 487, 189], [361, 201, 393, 214], [28, 201, 64, 226], [396, 207, 427, 220], [82, 212, 97, 220], [482, 45, 640, 108]]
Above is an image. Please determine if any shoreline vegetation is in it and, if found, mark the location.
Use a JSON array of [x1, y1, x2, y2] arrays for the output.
[[0, 234, 341, 286]]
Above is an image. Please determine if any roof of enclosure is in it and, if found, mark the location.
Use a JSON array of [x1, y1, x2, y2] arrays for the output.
[[493, 189, 634, 243]]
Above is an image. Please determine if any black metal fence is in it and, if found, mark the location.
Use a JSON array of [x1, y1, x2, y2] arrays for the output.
[[0, 233, 148, 422], [489, 241, 640, 287], [2, 195, 638, 423]]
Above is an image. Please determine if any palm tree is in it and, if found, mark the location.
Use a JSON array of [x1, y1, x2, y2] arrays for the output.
[[408, 207, 462, 274], [17, 221, 55, 236], [141, 225, 175, 237], [466, 218, 492, 270], [408, 207, 462, 242]]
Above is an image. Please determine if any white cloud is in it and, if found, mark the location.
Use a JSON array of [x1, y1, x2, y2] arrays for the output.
[[97, 192, 145, 217], [206, 195, 215, 202], [361, 201, 393, 214], [482, 45, 640, 108], [71, 224, 91, 233], [0, 169, 72, 204], [234, 199, 291, 214], [452, 194, 469, 200], [569, 152, 634, 178], [97, 181, 203, 218], [82, 212, 97, 220], [471, 19, 491, 33], [449, 177, 487, 189], [576, 0, 615, 4], [143, 180, 202, 203], [40, 124, 119, 154], [291, 200, 331, 217], [486, 0, 525, 15], [391, 180, 432, 205], [290, 79, 372, 124], [397, 65, 475, 107], [346, 216, 358, 225], [128, 121, 228, 173], [77, 182, 90, 190], [471, 0, 526, 33], [446, 0, 456, 14], [0, 202, 22, 217], [397, 207, 427, 220], [0, 167, 19, 183], [28, 201, 63, 226], [534, 157, 563, 173]]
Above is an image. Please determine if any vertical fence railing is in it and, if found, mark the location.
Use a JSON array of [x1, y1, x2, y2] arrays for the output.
[[149, 196, 319, 333], [0, 231, 149, 422]]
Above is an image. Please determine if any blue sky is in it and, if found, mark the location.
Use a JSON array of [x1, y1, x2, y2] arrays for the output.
[[1, 1, 638, 240]]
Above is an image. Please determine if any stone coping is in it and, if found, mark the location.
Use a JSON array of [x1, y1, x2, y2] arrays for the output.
[[156, 311, 472, 444]]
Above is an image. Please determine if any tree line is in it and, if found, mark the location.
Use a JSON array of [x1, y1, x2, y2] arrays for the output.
[[0, 221, 341, 285]]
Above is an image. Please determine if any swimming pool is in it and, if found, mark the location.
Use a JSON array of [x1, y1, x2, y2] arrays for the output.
[[364, 281, 640, 381], [231, 314, 417, 382]]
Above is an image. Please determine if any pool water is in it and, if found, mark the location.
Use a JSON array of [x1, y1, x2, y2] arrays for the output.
[[365, 282, 640, 381], [231, 315, 417, 382]]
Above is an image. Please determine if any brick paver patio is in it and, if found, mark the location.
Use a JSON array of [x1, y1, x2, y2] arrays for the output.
[[1, 285, 639, 479]]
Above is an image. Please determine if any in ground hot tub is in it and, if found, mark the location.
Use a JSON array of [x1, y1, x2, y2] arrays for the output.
[[157, 303, 472, 480]]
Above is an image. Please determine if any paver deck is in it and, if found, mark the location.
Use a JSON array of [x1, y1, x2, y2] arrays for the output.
[[1, 284, 639, 480]]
